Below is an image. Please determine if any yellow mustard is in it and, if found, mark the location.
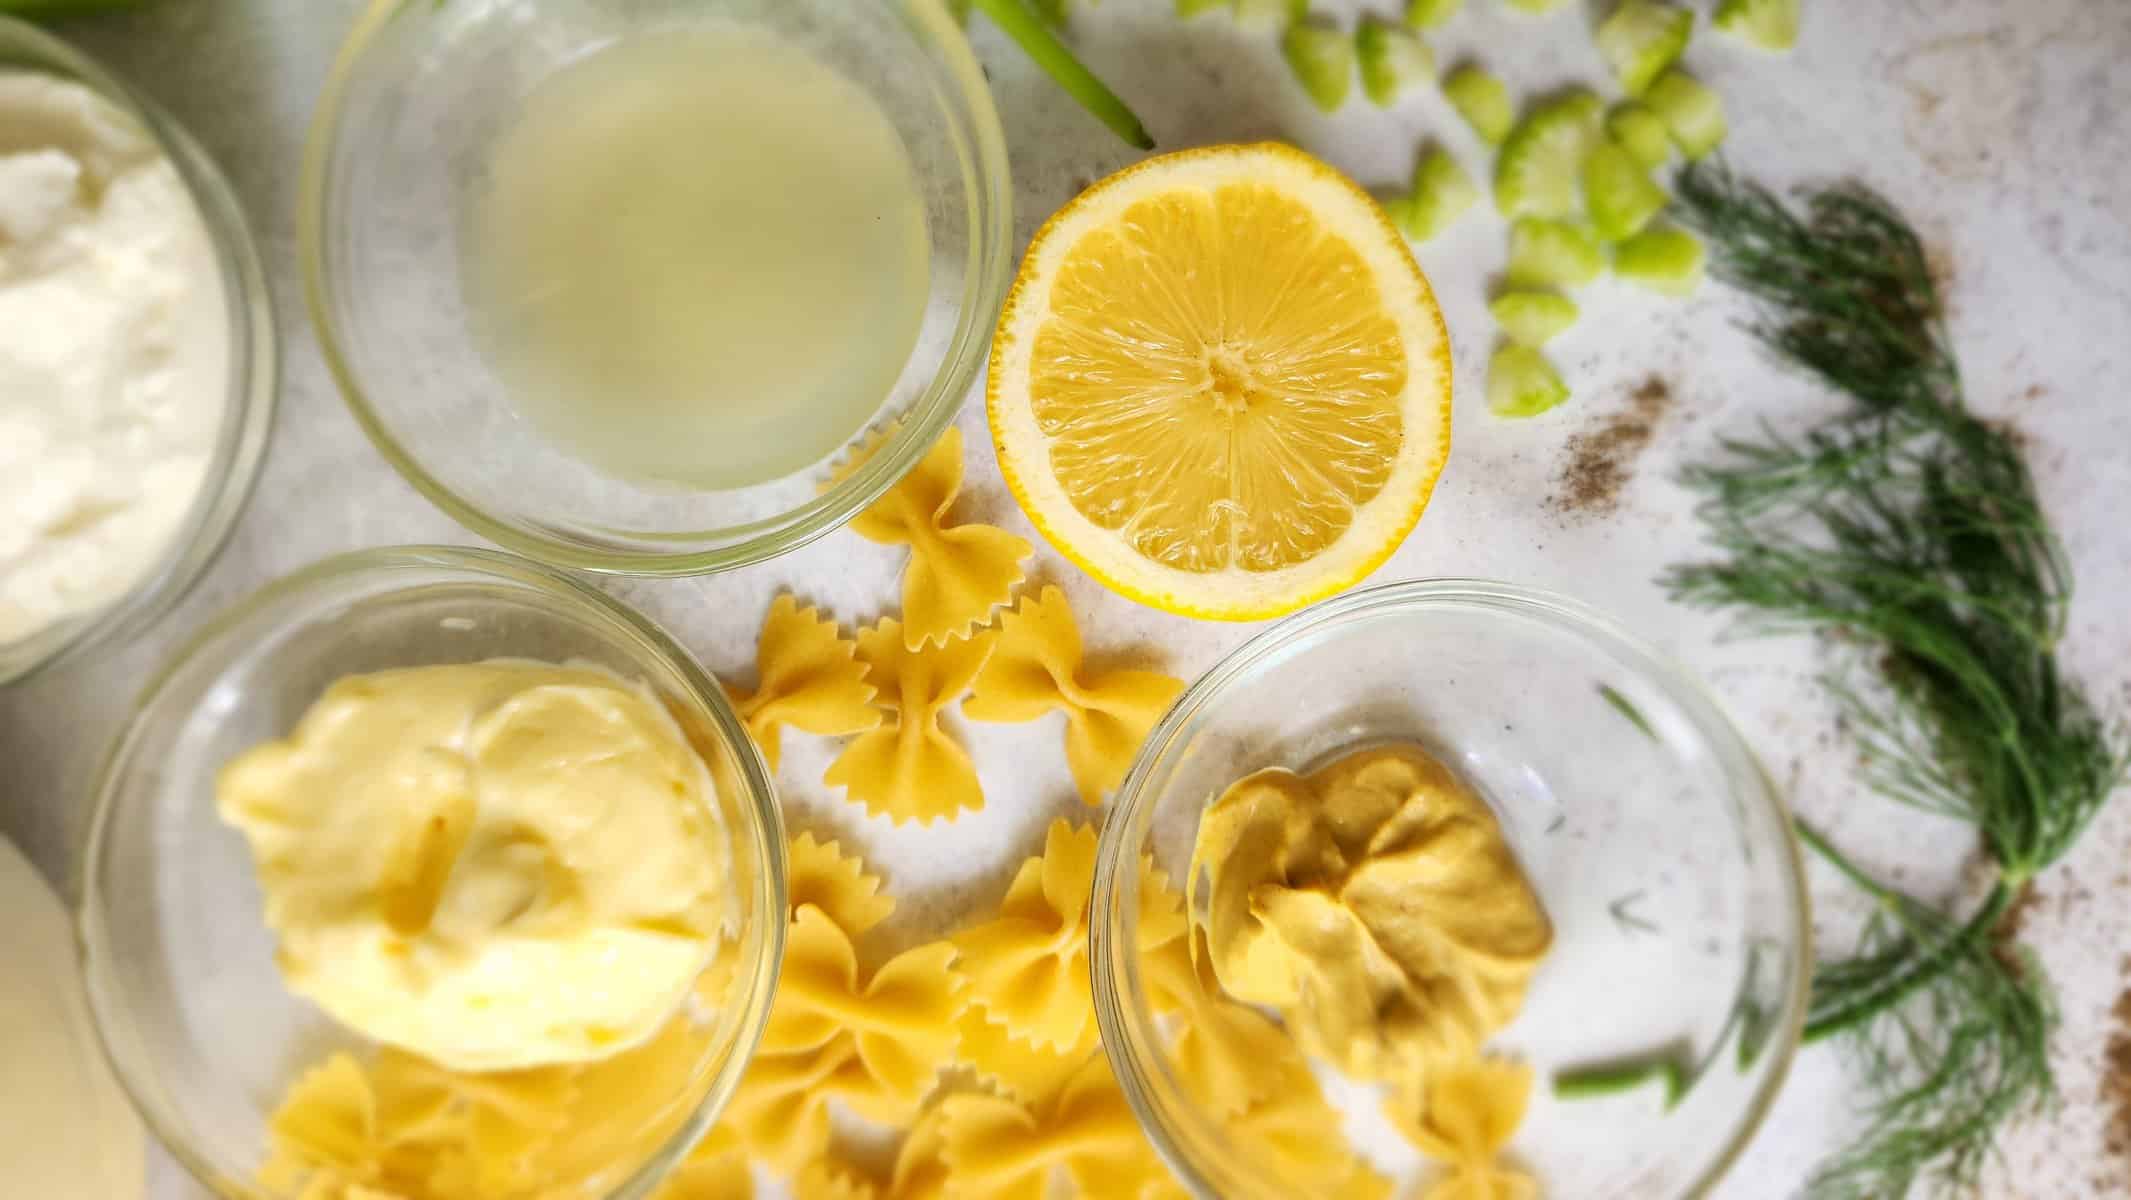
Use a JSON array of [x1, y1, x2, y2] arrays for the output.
[[218, 660, 729, 1072], [1188, 743, 1551, 1090]]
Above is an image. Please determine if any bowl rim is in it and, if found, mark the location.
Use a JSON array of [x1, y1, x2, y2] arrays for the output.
[[1089, 576, 1813, 1200], [0, 15, 280, 686], [296, 0, 1014, 577], [73, 544, 789, 1200]]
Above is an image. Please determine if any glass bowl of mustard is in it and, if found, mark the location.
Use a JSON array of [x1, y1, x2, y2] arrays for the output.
[[77, 546, 786, 1200], [1090, 579, 1811, 1200]]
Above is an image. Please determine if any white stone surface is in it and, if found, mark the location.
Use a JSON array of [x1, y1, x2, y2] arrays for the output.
[[2, 0, 2127, 1196]]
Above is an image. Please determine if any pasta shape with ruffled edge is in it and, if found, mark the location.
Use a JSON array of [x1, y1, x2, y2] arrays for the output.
[[952, 820, 1187, 1056], [791, 1104, 950, 1200], [824, 619, 994, 823], [758, 905, 963, 1125], [939, 1054, 1186, 1200], [1222, 1074, 1395, 1200], [787, 831, 896, 937], [650, 1123, 753, 1200], [963, 585, 1184, 806], [1144, 932, 1311, 1119], [841, 426, 1031, 650], [1388, 1056, 1539, 1200], [726, 596, 881, 771]]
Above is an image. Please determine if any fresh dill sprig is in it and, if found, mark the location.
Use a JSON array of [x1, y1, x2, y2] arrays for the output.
[[1793, 824, 2055, 1199], [1662, 161, 2125, 1196]]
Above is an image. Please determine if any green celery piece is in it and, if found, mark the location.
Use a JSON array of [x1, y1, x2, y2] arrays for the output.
[[1488, 344, 1571, 417], [1506, 218, 1603, 287], [1613, 223, 1706, 295], [1357, 17, 1434, 106], [1500, 0, 1574, 13], [1493, 90, 1601, 218], [1398, 148, 1479, 241], [1583, 139, 1668, 241], [1405, 0, 1464, 29], [1595, 0, 1694, 97], [971, 0, 1153, 148], [1643, 68, 1726, 159], [1713, 0, 1798, 51], [1490, 291, 1579, 345], [1441, 66, 1515, 145], [1283, 19, 1356, 113], [1178, 0, 1228, 14], [1236, 0, 1310, 24], [1606, 102, 1672, 169]]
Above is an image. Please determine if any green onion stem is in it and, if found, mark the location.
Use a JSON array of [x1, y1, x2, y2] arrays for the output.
[[971, 0, 1154, 150]]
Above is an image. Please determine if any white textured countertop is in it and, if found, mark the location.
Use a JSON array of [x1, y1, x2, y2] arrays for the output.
[[4, 1, 2128, 1197]]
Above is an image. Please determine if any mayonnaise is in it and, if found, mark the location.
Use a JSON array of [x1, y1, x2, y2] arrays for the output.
[[218, 661, 730, 1072]]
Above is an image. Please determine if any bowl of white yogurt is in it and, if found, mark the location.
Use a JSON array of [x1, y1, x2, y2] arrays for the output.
[[0, 17, 276, 685]]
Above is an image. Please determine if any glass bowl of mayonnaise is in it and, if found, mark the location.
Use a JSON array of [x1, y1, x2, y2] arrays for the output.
[[78, 545, 786, 1200], [1090, 579, 1810, 1200], [0, 17, 277, 686]]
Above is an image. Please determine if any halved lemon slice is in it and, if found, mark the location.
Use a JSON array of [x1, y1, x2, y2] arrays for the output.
[[989, 143, 1452, 620]]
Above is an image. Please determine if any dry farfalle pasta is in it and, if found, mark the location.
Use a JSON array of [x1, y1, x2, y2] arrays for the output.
[[790, 1105, 950, 1200], [787, 830, 896, 939], [1388, 1056, 1540, 1200], [845, 427, 1031, 650], [1144, 933, 1309, 1119], [951, 820, 1185, 1056], [650, 1124, 753, 1200], [824, 618, 994, 823], [263, 965, 730, 1200], [758, 905, 962, 1125], [963, 585, 1184, 806], [937, 1055, 1185, 1200], [726, 596, 880, 771], [953, 1002, 1090, 1104]]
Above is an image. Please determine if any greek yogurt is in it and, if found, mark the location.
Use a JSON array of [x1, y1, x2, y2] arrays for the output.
[[0, 70, 229, 647]]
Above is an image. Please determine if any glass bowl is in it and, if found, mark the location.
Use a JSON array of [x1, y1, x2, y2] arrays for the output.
[[77, 546, 787, 1200], [299, 0, 1012, 575], [1090, 579, 1810, 1199], [0, 17, 278, 686]]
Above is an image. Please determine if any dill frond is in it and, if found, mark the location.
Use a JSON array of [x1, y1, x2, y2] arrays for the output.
[[1661, 162, 2125, 1196]]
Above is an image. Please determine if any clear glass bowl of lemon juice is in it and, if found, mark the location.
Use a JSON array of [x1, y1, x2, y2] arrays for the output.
[[302, 0, 1011, 573]]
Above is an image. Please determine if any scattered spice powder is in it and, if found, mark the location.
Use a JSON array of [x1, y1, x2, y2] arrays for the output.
[[2104, 958, 2131, 1163], [1551, 378, 1674, 517]]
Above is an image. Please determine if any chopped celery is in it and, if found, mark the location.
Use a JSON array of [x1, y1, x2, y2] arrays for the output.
[[1399, 148, 1480, 241], [1606, 102, 1673, 169], [1489, 344, 1572, 417], [1490, 291, 1579, 346], [1583, 139, 1667, 241], [1506, 218, 1603, 287], [1493, 91, 1601, 219], [1501, 0, 1575, 13], [1357, 17, 1435, 106], [1283, 20, 1357, 113], [1644, 69, 1727, 159], [1613, 224, 1706, 295], [1177, 0, 1229, 14], [1442, 66, 1515, 145], [1236, 0, 1310, 25], [1713, 0, 1799, 51], [1596, 0, 1694, 97], [1405, 0, 1464, 30]]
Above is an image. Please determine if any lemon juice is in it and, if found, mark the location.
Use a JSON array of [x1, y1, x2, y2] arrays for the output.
[[465, 27, 931, 490]]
